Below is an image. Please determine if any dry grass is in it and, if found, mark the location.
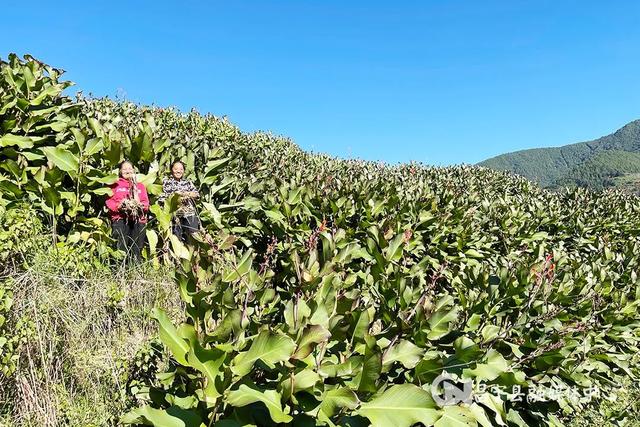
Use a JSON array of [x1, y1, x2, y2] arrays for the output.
[[568, 375, 640, 427], [1, 260, 183, 427]]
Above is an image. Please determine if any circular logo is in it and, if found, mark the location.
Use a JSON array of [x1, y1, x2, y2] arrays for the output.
[[430, 373, 473, 407]]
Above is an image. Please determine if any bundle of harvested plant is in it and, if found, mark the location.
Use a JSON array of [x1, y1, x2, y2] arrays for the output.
[[119, 198, 144, 222]]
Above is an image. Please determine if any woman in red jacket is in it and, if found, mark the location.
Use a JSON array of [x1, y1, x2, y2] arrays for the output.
[[105, 160, 150, 262]]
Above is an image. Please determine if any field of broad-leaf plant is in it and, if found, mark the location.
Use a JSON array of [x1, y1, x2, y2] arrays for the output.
[[2, 53, 640, 426]]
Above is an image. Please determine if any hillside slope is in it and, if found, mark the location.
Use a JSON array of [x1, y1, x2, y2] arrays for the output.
[[479, 120, 640, 189], [3, 54, 640, 427], [552, 150, 640, 191]]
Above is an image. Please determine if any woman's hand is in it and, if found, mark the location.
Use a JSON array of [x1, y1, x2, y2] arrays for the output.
[[179, 191, 198, 199]]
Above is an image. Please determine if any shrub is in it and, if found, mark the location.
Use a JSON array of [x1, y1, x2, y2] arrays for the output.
[[0, 204, 46, 269]]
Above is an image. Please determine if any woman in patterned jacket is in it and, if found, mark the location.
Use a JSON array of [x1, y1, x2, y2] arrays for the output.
[[159, 160, 200, 243]]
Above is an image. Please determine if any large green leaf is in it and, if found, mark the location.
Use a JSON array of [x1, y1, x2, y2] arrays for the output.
[[463, 349, 508, 381], [358, 384, 440, 427], [318, 388, 359, 421], [353, 345, 381, 393], [84, 137, 104, 156], [292, 324, 331, 360], [42, 186, 62, 215], [0, 134, 44, 148], [121, 405, 204, 427], [226, 385, 292, 424], [146, 229, 159, 263], [223, 249, 254, 282], [382, 339, 424, 369], [281, 368, 320, 399], [384, 232, 405, 262], [468, 403, 494, 427], [42, 146, 79, 172], [434, 406, 478, 427], [352, 307, 372, 342], [427, 306, 459, 340], [201, 157, 231, 184], [30, 84, 64, 106], [231, 331, 296, 376], [150, 203, 172, 232], [152, 308, 190, 366], [179, 324, 227, 401], [170, 235, 191, 260]]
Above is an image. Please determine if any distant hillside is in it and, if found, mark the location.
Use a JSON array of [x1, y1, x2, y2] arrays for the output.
[[552, 150, 640, 190], [479, 120, 640, 191]]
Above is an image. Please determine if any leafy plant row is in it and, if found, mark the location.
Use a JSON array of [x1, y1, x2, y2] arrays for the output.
[[2, 54, 640, 426]]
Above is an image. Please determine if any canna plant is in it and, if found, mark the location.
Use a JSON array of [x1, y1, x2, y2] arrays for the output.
[[2, 54, 640, 426]]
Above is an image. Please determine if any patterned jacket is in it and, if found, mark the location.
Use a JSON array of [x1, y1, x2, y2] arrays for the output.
[[159, 177, 199, 217]]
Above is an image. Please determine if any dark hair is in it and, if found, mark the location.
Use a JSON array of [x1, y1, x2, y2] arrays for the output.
[[118, 160, 135, 179], [171, 160, 185, 170], [119, 159, 134, 170]]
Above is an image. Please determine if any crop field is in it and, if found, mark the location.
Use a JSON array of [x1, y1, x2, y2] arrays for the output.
[[1, 55, 640, 426]]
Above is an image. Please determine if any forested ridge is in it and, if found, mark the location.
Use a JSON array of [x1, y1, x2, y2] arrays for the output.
[[479, 120, 640, 192]]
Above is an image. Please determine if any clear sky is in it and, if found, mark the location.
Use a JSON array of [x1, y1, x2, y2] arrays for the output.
[[3, 1, 639, 165]]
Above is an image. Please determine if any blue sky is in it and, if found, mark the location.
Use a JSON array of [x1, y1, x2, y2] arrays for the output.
[[3, 1, 639, 165]]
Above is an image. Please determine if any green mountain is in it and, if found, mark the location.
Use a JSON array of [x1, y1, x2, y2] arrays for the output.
[[553, 150, 640, 190], [479, 119, 640, 191]]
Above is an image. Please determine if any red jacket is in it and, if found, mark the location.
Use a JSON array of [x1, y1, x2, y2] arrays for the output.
[[105, 178, 150, 223]]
